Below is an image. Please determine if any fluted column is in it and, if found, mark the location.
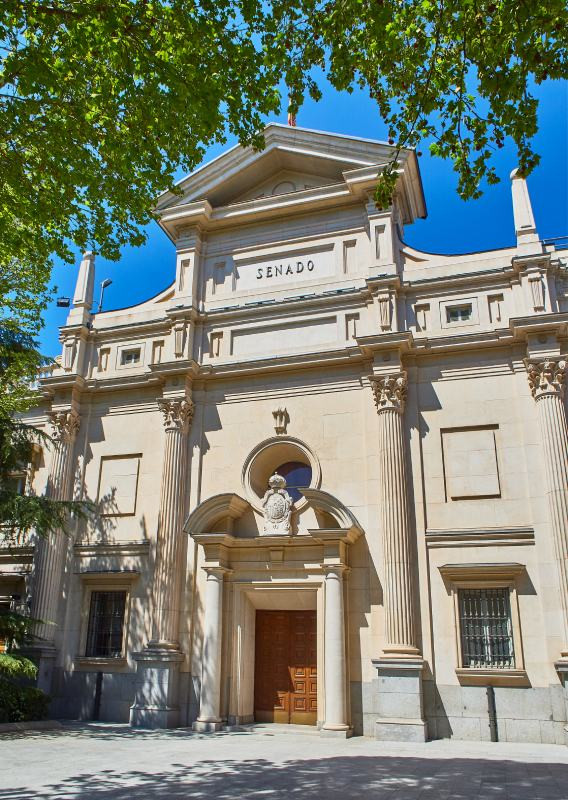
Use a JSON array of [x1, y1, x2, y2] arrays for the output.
[[370, 373, 419, 656], [150, 396, 194, 648], [31, 409, 80, 642], [322, 566, 350, 735], [194, 567, 227, 732], [526, 357, 568, 654]]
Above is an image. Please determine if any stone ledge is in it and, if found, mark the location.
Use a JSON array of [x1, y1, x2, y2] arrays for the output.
[[455, 668, 530, 687]]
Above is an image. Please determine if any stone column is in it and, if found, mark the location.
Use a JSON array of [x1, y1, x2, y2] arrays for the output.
[[321, 566, 351, 737], [525, 357, 568, 654], [130, 395, 193, 729], [369, 373, 426, 742], [31, 409, 80, 690], [193, 568, 227, 732]]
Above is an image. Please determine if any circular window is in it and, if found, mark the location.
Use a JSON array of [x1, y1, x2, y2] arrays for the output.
[[242, 436, 321, 513], [275, 461, 312, 502]]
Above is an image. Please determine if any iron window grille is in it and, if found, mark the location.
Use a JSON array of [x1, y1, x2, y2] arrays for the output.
[[85, 591, 126, 658], [458, 588, 514, 669]]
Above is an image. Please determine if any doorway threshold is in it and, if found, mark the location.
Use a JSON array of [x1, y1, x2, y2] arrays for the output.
[[224, 723, 320, 736]]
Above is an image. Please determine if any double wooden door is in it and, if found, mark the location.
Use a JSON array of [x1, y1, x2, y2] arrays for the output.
[[254, 610, 317, 725]]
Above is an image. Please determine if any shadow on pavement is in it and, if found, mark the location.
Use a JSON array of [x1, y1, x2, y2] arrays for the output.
[[2, 754, 568, 800]]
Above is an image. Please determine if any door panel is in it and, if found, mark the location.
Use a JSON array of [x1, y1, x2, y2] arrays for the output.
[[254, 610, 317, 725]]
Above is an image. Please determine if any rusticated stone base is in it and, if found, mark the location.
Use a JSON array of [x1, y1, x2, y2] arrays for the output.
[[129, 648, 184, 729], [193, 719, 224, 732], [372, 657, 427, 743]]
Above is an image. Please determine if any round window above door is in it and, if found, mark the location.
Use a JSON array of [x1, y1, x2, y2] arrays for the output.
[[275, 462, 312, 502], [241, 436, 321, 514]]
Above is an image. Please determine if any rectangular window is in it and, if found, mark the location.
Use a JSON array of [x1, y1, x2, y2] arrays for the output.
[[120, 348, 140, 366], [85, 591, 126, 658], [459, 588, 514, 669], [446, 304, 472, 323]]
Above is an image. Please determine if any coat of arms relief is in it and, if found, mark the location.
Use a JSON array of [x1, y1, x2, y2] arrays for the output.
[[261, 472, 293, 535]]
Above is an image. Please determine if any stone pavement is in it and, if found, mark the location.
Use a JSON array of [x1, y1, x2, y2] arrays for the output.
[[0, 722, 567, 799]]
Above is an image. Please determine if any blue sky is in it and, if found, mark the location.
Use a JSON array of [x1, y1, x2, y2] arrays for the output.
[[40, 78, 568, 356]]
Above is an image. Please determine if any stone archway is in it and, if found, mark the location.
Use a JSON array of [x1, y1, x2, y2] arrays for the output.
[[184, 482, 364, 736]]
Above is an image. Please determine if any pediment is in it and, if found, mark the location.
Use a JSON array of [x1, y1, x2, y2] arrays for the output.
[[156, 124, 398, 211]]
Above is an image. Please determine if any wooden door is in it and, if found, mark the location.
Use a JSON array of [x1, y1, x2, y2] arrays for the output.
[[254, 611, 317, 725], [254, 610, 291, 723], [254, 610, 317, 725], [289, 611, 318, 725]]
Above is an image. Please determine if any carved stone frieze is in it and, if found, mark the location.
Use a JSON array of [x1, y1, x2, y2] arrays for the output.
[[47, 409, 80, 443], [262, 473, 293, 535], [525, 357, 567, 400], [370, 372, 408, 414], [158, 397, 194, 433]]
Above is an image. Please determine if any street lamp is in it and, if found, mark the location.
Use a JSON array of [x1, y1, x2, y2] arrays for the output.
[[98, 278, 112, 313]]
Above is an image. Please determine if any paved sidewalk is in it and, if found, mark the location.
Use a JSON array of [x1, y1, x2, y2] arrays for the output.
[[0, 722, 567, 799]]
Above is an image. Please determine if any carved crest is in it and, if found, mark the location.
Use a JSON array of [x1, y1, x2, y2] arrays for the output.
[[261, 473, 293, 535]]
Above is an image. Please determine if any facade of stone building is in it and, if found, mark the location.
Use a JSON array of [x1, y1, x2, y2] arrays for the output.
[[6, 125, 568, 743]]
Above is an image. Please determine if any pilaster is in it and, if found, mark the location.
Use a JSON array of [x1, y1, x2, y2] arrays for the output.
[[525, 357, 568, 657], [130, 387, 194, 728], [30, 408, 80, 690], [368, 371, 426, 742], [370, 372, 419, 656]]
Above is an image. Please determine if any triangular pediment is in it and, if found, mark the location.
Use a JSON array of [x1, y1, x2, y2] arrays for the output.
[[156, 124, 397, 211]]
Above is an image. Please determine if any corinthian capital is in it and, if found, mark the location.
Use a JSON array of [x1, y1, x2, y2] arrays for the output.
[[525, 357, 567, 400], [158, 397, 194, 433], [369, 372, 408, 414], [47, 409, 80, 443]]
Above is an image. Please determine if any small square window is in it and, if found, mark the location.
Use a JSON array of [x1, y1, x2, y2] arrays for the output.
[[458, 588, 514, 669], [85, 591, 126, 658], [446, 304, 472, 324], [120, 348, 140, 366]]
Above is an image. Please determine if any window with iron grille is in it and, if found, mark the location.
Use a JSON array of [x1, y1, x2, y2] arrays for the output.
[[85, 591, 126, 658], [458, 588, 514, 669]]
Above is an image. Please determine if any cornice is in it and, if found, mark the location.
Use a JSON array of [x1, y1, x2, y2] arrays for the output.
[[83, 373, 163, 393], [402, 266, 515, 292], [74, 541, 150, 558], [509, 312, 568, 339], [201, 344, 364, 381], [205, 284, 367, 322], [412, 328, 515, 355]]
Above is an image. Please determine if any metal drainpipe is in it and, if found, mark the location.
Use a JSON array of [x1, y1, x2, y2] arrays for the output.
[[487, 685, 498, 742], [93, 671, 103, 721]]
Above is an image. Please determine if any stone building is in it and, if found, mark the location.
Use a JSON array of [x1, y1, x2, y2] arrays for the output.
[[7, 124, 568, 743]]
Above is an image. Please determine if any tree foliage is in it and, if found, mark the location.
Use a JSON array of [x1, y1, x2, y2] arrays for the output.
[[1, 0, 566, 284], [0, 609, 50, 723]]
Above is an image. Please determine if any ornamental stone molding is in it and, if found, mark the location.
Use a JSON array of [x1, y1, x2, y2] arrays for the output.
[[47, 409, 80, 443], [369, 372, 408, 414], [157, 397, 195, 432], [261, 473, 293, 535], [272, 406, 288, 435], [525, 357, 567, 400]]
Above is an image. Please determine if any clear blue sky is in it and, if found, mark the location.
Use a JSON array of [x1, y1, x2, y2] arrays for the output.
[[40, 78, 568, 356]]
